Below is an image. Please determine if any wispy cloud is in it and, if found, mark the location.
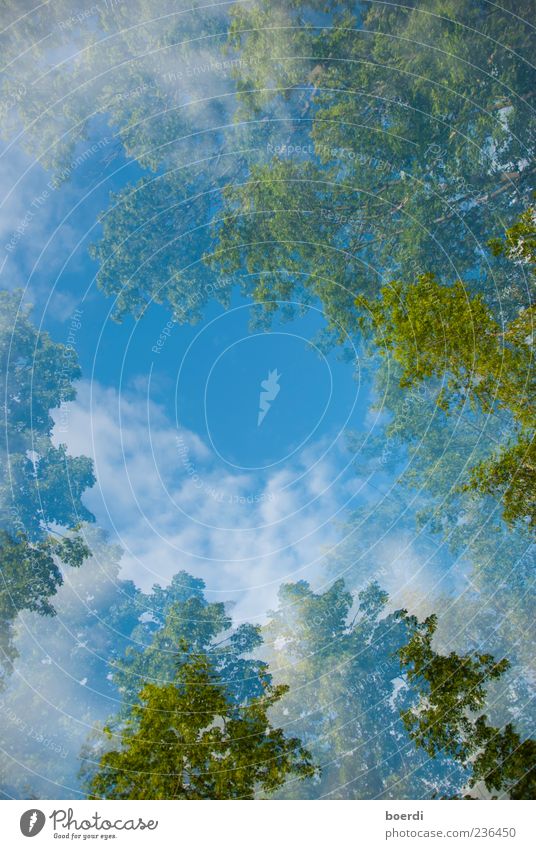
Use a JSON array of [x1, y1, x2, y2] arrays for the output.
[[53, 379, 356, 622]]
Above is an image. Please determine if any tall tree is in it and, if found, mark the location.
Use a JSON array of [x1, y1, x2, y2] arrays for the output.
[[108, 574, 268, 711], [0, 290, 95, 684], [87, 641, 315, 799], [209, 0, 535, 343], [261, 579, 466, 798], [355, 271, 535, 529], [398, 609, 536, 799], [0, 550, 272, 799]]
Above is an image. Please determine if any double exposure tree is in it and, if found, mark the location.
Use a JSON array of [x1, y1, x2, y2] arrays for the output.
[[261, 579, 467, 799], [208, 0, 535, 343], [0, 290, 95, 685], [87, 641, 316, 800], [398, 609, 536, 799], [0, 561, 274, 798], [355, 269, 535, 529]]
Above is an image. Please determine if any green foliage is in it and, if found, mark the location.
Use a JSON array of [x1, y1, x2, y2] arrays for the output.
[[1, 0, 533, 802], [0, 529, 149, 796], [356, 275, 533, 421], [489, 201, 536, 268], [208, 0, 535, 341], [227, 0, 324, 119], [0, 529, 91, 687], [0, 289, 95, 684], [87, 642, 316, 799], [262, 579, 466, 798], [207, 159, 364, 340], [471, 721, 536, 800], [311, 1, 534, 170], [0, 1, 230, 172], [467, 433, 535, 530], [398, 610, 535, 799], [0, 290, 96, 538], [398, 611, 509, 761], [0, 291, 80, 446], [89, 171, 233, 323], [356, 273, 535, 528], [109, 577, 267, 710]]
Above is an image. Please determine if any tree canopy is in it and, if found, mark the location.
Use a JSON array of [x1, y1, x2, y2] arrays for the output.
[[0, 290, 95, 686], [398, 609, 536, 799], [87, 641, 316, 800]]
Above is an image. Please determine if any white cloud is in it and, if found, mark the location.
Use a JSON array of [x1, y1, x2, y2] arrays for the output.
[[53, 379, 358, 623]]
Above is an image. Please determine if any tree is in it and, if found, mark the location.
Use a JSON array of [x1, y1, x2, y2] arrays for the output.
[[208, 0, 534, 343], [356, 273, 535, 528], [397, 610, 536, 799], [489, 201, 536, 268], [109, 575, 268, 711], [0, 530, 89, 687], [0, 290, 95, 684], [0, 290, 95, 538], [261, 579, 466, 799], [0, 548, 275, 799], [87, 641, 316, 799]]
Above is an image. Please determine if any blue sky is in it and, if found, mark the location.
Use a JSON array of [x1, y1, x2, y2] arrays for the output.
[[1, 129, 384, 622], [0, 6, 473, 628], [1, 0, 533, 804]]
